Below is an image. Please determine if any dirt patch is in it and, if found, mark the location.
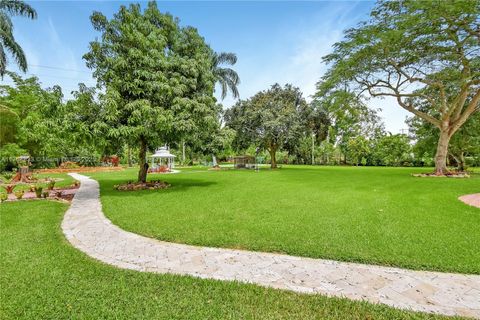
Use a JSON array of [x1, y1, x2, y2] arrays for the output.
[[459, 193, 480, 208]]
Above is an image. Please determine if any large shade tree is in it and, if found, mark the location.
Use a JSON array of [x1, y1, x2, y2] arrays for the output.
[[409, 112, 480, 170], [84, 2, 218, 182], [225, 83, 306, 168], [0, 0, 37, 76], [320, 0, 480, 175]]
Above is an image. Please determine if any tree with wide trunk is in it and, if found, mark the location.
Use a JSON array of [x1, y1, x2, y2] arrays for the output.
[[84, 2, 218, 182], [224, 84, 306, 169], [320, 0, 480, 175]]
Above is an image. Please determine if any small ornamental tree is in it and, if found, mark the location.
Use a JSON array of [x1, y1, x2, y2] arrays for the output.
[[84, 2, 217, 182], [320, 0, 480, 175], [225, 84, 306, 168]]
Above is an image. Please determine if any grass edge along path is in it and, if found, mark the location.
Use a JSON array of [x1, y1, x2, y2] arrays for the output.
[[0, 200, 460, 319]]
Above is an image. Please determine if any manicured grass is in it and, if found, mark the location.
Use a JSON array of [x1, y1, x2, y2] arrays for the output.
[[89, 166, 480, 274], [0, 201, 453, 319]]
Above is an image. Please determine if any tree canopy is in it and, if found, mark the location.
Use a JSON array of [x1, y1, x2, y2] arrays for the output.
[[225, 83, 307, 168], [84, 2, 219, 182], [320, 0, 480, 174]]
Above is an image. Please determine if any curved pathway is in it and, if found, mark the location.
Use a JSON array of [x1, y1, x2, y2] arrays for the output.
[[62, 173, 480, 318], [459, 193, 480, 208]]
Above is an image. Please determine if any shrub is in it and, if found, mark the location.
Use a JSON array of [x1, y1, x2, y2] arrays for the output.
[[42, 191, 49, 199], [47, 180, 56, 190], [14, 190, 24, 199], [0, 143, 27, 172], [34, 186, 43, 198], [2, 184, 15, 194], [0, 193, 7, 202]]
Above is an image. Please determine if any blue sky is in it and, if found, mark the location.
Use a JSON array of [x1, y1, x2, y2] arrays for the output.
[[7, 0, 410, 133]]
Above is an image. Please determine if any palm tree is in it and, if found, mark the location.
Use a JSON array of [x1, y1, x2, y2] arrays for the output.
[[212, 52, 240, 100], [0, 0, 37, 76]]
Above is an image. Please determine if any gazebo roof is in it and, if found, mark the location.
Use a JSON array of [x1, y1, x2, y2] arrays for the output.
[[151, 147, 176, 158]]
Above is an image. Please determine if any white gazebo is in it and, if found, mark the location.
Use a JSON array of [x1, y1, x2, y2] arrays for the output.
[[150, 147, 176, 171]]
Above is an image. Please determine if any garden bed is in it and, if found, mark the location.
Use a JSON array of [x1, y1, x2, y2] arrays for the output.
[[113, 180, 170, 191], [412, 172, 470, 178], [2, 185, 79, 203]]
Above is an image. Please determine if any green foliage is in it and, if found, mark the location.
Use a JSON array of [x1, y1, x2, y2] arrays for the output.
[[0, 0, 37, 75], [410, 112, 480, 170], [0, 142, 26, 171], [313, 88, 384, 161], [225, 83, 307, 168], [346, 136, 371, 166], [320, 0, 480, 173], [84, 2, 219, 181], [372, 134, 412, 167], [212, 52, 240, 100]]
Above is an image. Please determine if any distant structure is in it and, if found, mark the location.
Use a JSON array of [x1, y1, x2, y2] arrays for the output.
[[150, 147, 176, 172], [233, 155, 255, 169]]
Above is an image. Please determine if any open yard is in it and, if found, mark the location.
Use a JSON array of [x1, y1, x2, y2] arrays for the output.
[[1, 200, 453, 319], [87, 166, 480, 275]]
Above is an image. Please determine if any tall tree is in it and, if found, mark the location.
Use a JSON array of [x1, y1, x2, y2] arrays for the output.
[[313, 88, 384, 163], [409, 112, 480, 170], [320, 0, 480, 175], [212, 52, 240, 100], [84, 2, 218, 182], [0, 0, 37, 76], [225, 83, 306, 168]]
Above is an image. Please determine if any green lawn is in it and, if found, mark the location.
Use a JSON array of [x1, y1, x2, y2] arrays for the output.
[[88, 166, 480, 274], [0, 200, 454, 319]]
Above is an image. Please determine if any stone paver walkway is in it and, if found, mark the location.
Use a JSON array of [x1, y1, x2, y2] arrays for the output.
[[62, 173, 480, 318], [459, 193, 480, 208]]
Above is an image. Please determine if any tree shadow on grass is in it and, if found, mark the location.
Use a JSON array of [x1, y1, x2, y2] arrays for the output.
[[98, 178, 217, 198]]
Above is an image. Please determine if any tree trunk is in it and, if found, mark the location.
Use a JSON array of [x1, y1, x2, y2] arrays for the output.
[[138, 137, 148, 183], [127, 145, 132, 167], [212, 154, 218, 167], [434, 128, 451, 175], [458, 152, 466, 171], [268, 147, 277, 169], [182, 140, 186, 164]]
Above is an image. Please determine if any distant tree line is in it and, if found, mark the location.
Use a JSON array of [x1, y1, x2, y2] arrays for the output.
[[1, 0, 479, 178]]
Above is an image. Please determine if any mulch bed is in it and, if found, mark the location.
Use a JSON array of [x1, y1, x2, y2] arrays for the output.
[[412, 172, 470, 178], [3, 185, 79, 203], [114, 180, 170, 191]]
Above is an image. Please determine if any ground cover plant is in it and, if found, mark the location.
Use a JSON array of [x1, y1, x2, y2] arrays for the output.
[[89, 166, 480, 274], [0, 200, 459, 319]]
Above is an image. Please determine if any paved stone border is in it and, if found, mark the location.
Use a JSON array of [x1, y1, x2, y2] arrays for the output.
[[459, 193, 480, 208], [62, 173, 480, 318]]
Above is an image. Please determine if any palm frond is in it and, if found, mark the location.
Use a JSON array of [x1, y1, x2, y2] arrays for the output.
[[0, 11, 13, 32], [0, 43, 6, 77], [0, 29, 27, 72], [0, 0, 37, 19], [214, 52, 237, 66]]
